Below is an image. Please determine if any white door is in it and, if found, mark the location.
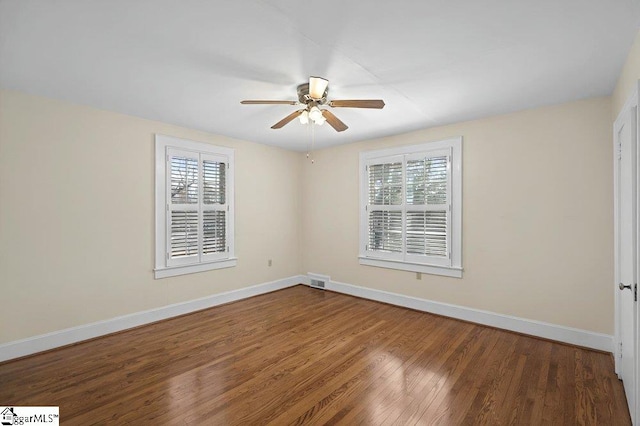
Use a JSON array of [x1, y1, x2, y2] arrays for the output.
[[616, 100, 638, 423]]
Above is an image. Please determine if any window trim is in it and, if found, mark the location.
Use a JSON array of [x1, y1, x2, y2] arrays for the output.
[[154, 134, 236, 279], [358, 137, 462, 278]]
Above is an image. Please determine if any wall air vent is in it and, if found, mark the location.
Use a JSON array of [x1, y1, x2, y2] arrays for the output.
[[308, 273, 330, 290], [310, 279, 325, 289]]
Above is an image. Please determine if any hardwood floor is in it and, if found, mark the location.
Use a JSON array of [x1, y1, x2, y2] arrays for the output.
[[0, 285, 630, 425]]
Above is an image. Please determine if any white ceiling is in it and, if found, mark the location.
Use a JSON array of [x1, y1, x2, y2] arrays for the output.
[[1, 1, 639, 151]]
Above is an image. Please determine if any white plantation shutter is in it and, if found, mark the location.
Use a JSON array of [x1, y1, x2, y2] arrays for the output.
[[365, 156, 404, 260], [368, 162, 403, 205], [170, 210, 199, 258], [364, 148, 453, 267], [166, 149, 229, 267], [203, 159, 225, 204], [167, 150, 200, 266], [368, 210, 403, 253], [406, 211, 447, 256], [155, 135, 235, 279], [201, 154, 227, 261], [203, 211, 226, 254], [170, 156, 199, 204], [405, 156, 448, 205], [404, 152, 450, 265]]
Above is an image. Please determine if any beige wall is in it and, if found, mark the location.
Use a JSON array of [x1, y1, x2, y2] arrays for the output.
[[300, 97, 613, 334], [0, 83, 622, 343], [0, 90, 302, 343], [613, 29, 640, 118]]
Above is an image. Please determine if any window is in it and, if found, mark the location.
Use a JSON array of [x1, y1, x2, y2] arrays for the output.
[[155, 134, 236, 278], [359, 137, 462, 277]]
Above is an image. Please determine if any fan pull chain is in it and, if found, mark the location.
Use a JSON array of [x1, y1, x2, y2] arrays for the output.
[[311, 123, 315, 164], [306, 122, 311, 160], [307, 122, 315, 164]]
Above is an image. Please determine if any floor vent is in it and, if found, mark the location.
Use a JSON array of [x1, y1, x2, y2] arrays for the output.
[[308, 273, 330, 290], [310, 279, 325, 289]]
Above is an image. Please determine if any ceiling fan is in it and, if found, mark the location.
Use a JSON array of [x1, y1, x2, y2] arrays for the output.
[[241, 76, 385, 132]]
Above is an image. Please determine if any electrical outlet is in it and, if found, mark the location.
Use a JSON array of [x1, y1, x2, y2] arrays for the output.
[[416, 272, 422, 280], [268, 259, 272, 267]]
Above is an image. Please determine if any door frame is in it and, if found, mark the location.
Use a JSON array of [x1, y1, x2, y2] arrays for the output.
[[614, 80, 640, 422]]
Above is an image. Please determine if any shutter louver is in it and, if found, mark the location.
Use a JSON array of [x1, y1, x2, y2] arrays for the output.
[[406, 211, 447, 256], [368, 210, 403, 253], [171, 157, 198, 204], [369, 162, 403, 205], [203, 211, 226, 253], [203, 161, 226, 204], [406, 156, 448, 205], [170, 210, 199, 258]]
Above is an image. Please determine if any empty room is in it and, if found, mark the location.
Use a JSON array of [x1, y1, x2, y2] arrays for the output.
[[1, 0, 640, 424]]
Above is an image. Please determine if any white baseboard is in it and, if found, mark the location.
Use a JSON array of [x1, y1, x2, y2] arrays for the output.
[[322, 278, 613, 353], [1, 275, 613, 363], [0, 275, 304, 363]]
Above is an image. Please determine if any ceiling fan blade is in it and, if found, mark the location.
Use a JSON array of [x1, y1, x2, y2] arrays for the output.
[[241, 100, 298, 105], [271, 110, 304, 129], [329, 99, 385, 109], [322, 110, 348, 132]]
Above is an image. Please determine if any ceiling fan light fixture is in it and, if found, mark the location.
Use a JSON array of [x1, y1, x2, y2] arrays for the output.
[[309, 76, 329, 100], [308, 106, 322, 122], [241, 76, 384, 133], [299, 110, 309, 124]]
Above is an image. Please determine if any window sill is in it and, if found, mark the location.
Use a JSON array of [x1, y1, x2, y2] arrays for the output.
[[154, 258, 238, 279], [358, 257, 462, 278]]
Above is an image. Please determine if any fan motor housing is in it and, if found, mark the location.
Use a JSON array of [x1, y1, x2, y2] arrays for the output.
[[297, 83, 328, 105]]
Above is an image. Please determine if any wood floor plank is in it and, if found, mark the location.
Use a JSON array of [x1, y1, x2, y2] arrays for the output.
[[459, 331, 520, 425], [0, 285, 631, 425], [325, 316, 456, 425], [312, 315, 455, 425]]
